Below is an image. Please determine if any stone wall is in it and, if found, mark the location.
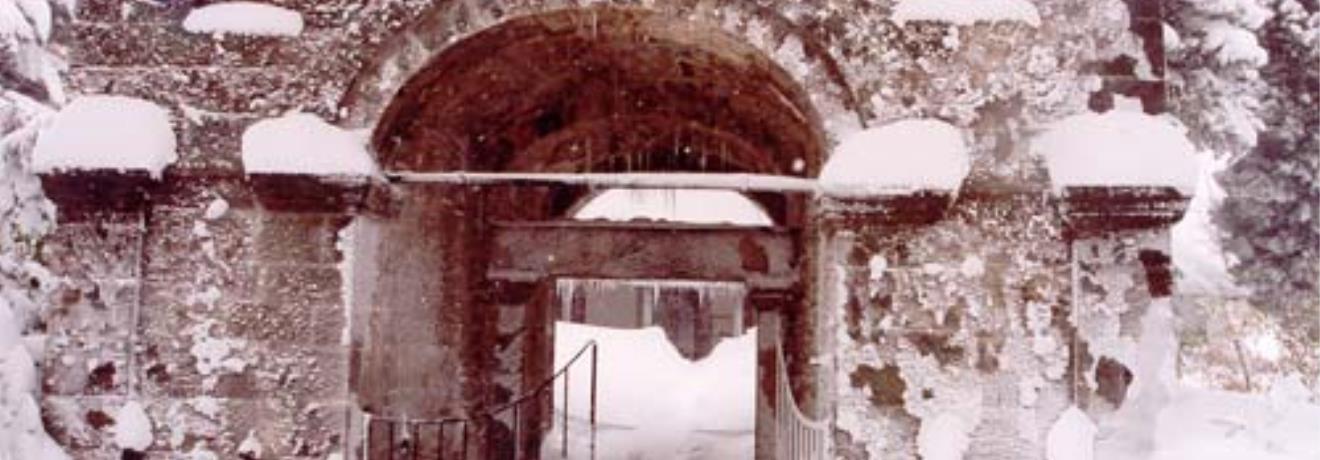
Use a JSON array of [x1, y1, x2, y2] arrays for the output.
[[39, 177, 353, 459], [38, 0, 1179, 459]]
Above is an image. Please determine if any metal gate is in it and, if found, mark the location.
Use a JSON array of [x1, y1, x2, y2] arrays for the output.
[[361, 341, 598, 460]]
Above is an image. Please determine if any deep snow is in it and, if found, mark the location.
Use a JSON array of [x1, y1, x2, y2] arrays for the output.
[[545, 322, 755, 460]]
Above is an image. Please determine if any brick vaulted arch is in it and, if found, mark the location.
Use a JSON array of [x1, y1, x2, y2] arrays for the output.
[[371, 6, 825, 176], [339, 2, 865, 170]]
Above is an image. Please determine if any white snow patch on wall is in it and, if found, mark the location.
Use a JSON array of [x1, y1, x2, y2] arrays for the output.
[[1046, 406, 1096, 460], [573, 189, 773, 226], [33, 95, 178, 179], [241, 112, 378, 176], [820, 119, 970, 195], [113, 400, 153, 451], [917, 412, 973, 460], [182, 2, 304, 37], [892, 0, 1042, 27], [202, 197, 229, 221], [186, 320, 248, 389], [1036, 112, 1198, 194]]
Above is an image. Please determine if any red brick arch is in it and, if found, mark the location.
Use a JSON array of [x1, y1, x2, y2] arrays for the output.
[[338, 2, 864, 176]]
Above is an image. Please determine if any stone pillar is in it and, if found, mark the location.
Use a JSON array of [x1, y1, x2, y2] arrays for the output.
[[1058, 186, 1189, 418], [38, 171, 153, 459], [351, 184, 473, 420], [750, 288, 792, 460]]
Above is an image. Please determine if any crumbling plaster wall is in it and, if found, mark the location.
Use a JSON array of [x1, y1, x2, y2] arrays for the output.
[[824, 194, 1072, 460], [40, 178, 353, 459]]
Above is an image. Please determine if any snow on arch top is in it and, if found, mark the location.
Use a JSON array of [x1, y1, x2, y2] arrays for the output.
[[1035, 111, 1198, 194], [182, 2, 305, 37], [32, 95, 178, 179], [819, 119, 971, 196]]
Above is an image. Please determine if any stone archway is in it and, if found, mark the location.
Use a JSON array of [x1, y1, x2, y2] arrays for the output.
[[343, 6, 835, 459], [337, 3, 865, 141]]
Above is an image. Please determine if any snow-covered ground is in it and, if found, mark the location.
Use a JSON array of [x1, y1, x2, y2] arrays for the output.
[[544, 322, 755, 460]]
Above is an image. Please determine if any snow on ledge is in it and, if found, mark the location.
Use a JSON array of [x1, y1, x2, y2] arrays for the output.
[[819, 119, 970, 196], [182, 2, 305, 37], [241, 112, 378, 177], [32, 95, 178, 179], [1036, 111, 1198, 194], [892, 0, 1042, 27]]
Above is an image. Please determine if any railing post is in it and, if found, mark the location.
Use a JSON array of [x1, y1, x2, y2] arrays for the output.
[[562, 366, 570, 457], [387, 420, 395, 460], [513, 403, 521, 460], [412, 424, 420, 460], [363, 415, 372, 460], [440, 422, 451, 457], [461, 420, 469, 460], [590, 343, 598, 457]]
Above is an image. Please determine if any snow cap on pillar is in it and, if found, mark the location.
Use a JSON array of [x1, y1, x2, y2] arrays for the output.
[[819, 119, 970, 196], [33, 95, 178, 179], [241, 112, 379, 177], [1035, 111, 1198, 194]]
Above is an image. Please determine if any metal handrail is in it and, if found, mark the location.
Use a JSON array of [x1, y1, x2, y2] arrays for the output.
[[362, 340, 599, 460], [774, 340, 829, 460]]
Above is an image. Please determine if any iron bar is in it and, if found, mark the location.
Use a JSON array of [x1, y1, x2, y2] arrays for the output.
[[590, 344, 598, 458], [387, 419, 395, 460], [461, 421, 468, 460], [358, 341, 598, 460], [513, 404, 521, 460], [440, 422, 451, 460], [562, 367, 570, 457], [386, 171, 818, 193]]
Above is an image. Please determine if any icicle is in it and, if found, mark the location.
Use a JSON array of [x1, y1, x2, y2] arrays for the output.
[[556, 278, 579, 321]]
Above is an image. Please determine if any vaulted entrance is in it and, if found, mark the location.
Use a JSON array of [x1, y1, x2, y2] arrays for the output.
[[346, 6, 835, 459]]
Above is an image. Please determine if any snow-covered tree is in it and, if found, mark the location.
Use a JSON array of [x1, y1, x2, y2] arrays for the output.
[[0, 0, 70, 458], [1162, 0, 1273, 156], [1215, 0, 1320, 342], [1165, 0, 1317, 390]]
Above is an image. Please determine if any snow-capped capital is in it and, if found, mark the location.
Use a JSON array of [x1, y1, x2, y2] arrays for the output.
[[33, 95, 178, 179], [241, 112, 379, 178], [819, 119, 971, 197], [1035, 111, 1198, 195]]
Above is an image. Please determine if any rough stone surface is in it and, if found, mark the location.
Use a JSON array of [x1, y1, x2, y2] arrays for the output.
[[38, 1, 1182, 458]]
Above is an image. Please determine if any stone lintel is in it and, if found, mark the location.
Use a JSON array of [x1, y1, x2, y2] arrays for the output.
[[487, 221, 798, 289], [40, 170, 157, 221], [818, 190, 955, 228], [1060, 186, 1190, 237], [248, 173, 371, 213]]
